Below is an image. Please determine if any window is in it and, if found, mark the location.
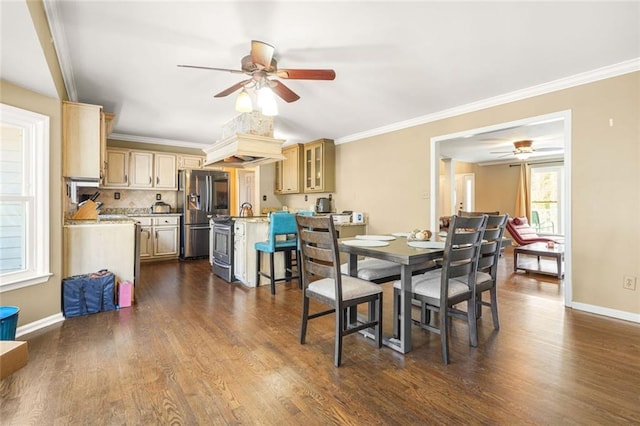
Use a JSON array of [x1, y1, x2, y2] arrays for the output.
[[530, 164, 564, 235], [0, 103, 51, 291]]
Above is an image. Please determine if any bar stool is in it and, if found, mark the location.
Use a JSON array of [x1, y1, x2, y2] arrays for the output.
[[255, 212, 299, 295]]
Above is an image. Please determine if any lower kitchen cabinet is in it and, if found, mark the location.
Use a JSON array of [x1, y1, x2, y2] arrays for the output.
[[132, 215, 179, 261]]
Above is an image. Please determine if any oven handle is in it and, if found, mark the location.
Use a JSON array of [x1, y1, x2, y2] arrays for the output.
[[213, 224, 232, 232], [213, 258, 230, 268]]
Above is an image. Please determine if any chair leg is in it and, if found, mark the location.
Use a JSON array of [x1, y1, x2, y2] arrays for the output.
[[255, 250, 261, 287], [467, 298, 478, 348], [490, 287, 500, 330], [375, 295, 383, 348], [440, 301, 449, 364], [476, 292, 483, 319], [269, 252, 276, 295], [300, 294, 309, 344], [284, 250, 292, 280], [335, 307, 344, 367]]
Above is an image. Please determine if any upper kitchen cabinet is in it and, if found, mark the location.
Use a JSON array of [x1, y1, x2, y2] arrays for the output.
[[275, 144, 303, 194], [154, 153, 177, 189], [104, 148, 177, 190], [129, 151, 154, 188], [177, 154, 204, 170], [63, 101, 114, 181], [104, 148, 129, 187], [303, 139, 335, 193]]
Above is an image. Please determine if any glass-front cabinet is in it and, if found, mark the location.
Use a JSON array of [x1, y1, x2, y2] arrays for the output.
[[303, 139, 335, 193]]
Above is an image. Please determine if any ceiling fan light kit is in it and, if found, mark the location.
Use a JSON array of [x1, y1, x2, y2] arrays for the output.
[[235, 88, 253, 113], [178, 39, 336, 114]]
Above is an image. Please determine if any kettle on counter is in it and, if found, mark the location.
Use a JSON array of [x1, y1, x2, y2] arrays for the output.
[[240, 202, 254, 217]]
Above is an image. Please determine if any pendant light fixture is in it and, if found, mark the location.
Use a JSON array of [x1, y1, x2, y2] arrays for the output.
[[235, 87, 253, 113]]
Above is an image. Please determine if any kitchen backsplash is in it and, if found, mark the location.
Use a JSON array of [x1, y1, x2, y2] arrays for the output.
[[77, 188, 179, 212]]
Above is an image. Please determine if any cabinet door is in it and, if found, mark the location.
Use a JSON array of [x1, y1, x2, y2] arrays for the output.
[[303, 139, 335, 193], [63, 101, 102, 179], [274, 161, 283, 194], [304, 143, 321, 192], [104, 149, 129, 187], [281, 144, 301, 193], [154, 226, 178, 256], [139, 226, 153, 259], [178, 155, 203, 169], [155, 154, 177, 189], [130, 151, 154, 188]]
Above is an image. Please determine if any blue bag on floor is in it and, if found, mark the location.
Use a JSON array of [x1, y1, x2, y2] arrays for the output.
[[62, 270, 116, 318]]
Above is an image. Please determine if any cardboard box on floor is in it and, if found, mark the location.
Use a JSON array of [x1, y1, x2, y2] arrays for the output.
[[0, 340, 28, 379]]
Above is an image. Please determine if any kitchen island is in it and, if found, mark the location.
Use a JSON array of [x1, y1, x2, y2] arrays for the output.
[[231, 216, 367, 287]]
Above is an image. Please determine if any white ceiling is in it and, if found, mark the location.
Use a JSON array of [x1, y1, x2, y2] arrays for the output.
[[2, 1, 639, 163]]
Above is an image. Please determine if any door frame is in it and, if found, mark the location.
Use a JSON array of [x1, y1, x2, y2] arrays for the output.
[[429, 110, 573, 307]]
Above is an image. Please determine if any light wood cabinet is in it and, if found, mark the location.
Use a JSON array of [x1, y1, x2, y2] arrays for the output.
[[63, 101, 114, 183], [63, 101, 103, 180], [130, 151, 154, 188], [178, 154, 204, 169], [303, 139, 335, 193], [131, 216, 179, 260], [281, 144, 303, 194], [104, 149, 129, 187], [103, 149, 177, 190], [274, 161, 283, 194], [154, 153, 177, 189]]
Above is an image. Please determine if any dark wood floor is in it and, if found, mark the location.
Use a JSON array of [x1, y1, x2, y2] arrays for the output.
[[2, 248, 639, 424]]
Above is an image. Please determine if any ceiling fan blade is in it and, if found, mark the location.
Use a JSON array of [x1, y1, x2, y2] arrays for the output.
[[276, 69, 336, 80], [251, 40, 275, 69], [270, 80, 300, 103], [177, 64, 245, 74], [535, 146, 564, 152], [214, 79, 251, 98]]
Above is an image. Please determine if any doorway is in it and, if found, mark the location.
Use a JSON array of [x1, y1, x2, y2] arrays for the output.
[[429, 110, 573, 306]]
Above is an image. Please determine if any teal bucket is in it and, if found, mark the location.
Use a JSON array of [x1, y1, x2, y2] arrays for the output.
[[0, 306, 20, 340]]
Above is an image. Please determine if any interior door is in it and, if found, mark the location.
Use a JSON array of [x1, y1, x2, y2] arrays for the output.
[[455, 173, 475, 213]]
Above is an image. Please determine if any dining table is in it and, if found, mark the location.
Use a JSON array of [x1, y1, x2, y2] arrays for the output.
[[338, 236, 445, 354]]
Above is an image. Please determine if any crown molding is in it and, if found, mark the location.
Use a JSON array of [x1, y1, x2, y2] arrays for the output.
[[335, 58, 640, 145], [43, 0, 76, 101], [109, 133, 206, 150]]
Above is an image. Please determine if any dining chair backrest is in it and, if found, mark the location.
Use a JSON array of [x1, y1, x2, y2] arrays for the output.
[[440, 214, 488, 299], [477, 214, 509, 276], [295, 215, 341, 289], [265, 212, 297, 251]]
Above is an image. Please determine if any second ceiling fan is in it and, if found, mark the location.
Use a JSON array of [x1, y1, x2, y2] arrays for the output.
[[178, 40, 336, 103]]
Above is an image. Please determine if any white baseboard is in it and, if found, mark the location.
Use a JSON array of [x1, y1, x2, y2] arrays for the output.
[[15, 312, 64, 338], [571, 302, 640, 324]]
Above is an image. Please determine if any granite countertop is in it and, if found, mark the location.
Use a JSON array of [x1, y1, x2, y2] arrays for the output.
[[65, 215, 137, 225]]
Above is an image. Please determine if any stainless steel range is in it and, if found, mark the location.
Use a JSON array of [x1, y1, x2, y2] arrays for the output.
[[210, 216, 234, 282]]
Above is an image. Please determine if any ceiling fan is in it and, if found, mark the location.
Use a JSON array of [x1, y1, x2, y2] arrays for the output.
[[490, 140, 563, 160], [177, 40, 336, 104]]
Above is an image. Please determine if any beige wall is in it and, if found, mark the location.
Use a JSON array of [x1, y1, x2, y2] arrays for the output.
[[0, 80, 64, 326], [330, 72, 640, 316]]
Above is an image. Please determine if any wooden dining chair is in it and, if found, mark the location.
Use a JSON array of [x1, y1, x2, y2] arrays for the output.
[[393, 214, 487, 364], [474, 214, 508, 329], [296, 215, 383, 367]]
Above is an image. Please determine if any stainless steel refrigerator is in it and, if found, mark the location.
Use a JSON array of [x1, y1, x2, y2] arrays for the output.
[[178, 169, 230, 259]]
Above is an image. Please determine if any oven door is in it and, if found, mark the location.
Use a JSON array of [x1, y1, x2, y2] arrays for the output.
[[212, 223, 232, 265]]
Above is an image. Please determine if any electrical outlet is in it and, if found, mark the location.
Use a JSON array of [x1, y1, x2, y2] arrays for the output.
[[156, 193, 161, 200], [623, 275, 637, 291]]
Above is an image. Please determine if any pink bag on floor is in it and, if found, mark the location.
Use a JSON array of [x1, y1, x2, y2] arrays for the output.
[[118, 281, 133, 308]]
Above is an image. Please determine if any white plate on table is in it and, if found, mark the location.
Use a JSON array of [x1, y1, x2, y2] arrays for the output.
[[342, 239, 390, 247], [391, 232, 411, 238], [355, 235, 396, 241], [407, 241, 446, 249]]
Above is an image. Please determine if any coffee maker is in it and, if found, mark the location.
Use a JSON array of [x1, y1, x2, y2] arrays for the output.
[[315, 197, 331, 213]]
